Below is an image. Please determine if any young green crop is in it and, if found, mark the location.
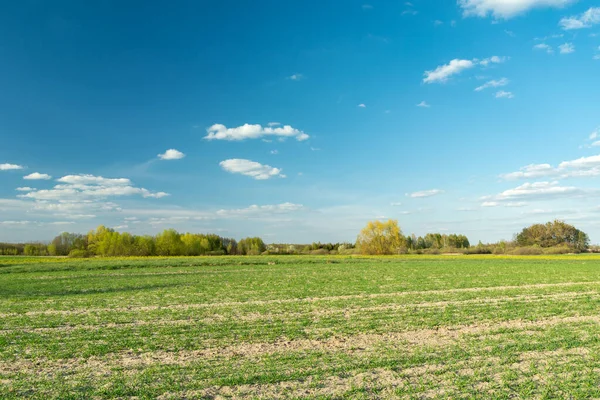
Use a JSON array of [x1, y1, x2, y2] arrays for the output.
[[2, 255, 600, 399]]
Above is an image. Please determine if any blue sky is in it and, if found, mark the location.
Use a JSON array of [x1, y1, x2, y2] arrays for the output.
[[1, 0, 600, 244]]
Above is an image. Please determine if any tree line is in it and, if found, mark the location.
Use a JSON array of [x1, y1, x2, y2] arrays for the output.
[[0, 219, 591, 257], [356, 219, 590, 255]]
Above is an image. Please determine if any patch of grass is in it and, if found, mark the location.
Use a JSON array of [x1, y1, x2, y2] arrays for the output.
[[2, 255, 600, 398]]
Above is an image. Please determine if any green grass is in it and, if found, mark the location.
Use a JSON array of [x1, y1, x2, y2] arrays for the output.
[[2, 255, 600, 398]]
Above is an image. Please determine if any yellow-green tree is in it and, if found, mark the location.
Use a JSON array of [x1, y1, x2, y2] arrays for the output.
[[356, 219, 406, 255]]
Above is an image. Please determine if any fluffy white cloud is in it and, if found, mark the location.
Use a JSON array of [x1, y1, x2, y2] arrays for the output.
[[16, 187, 36, 192], [24, 172, 51, 180], [495, 90, 514, 99], [57, 175, 131, 186], [0, 163, 23, 171], [205, 123, 309, 141], [158, 149, 185, 160], [423, 59, 475, 83], [19, 174, 168, 201], [417, 101, 431, 108], [358, 103, 366, 108], [219, 159, 285, 180], [288, 74, 304, 80], [475, 77, 509, 91], [560, 7, 600, 30], [423, 56, 507, 84], [559, 42, 575, 54], [533, 43, 554, 54], [407, 189, 445, 198], [459, 0, 575, 19]]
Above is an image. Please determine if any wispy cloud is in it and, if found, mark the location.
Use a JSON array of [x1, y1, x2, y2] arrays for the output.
[[288, 73, 304, 81], [357, 103, 366, 108], [459, 0, 576, 19], [219, 159, 285, 180], [559, 42, 575, 54], [495, 90, 515, 99], [407, 189, 445, 198], [475, 77, 509, 91], [533, 43, 554, 54], [423, 56, 507, 84], [560, 7, 600, 30], [417, 101, 431, 108]]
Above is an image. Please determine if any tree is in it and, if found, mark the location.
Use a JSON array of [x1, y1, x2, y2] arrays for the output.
[[356, 219, 406, 255], [156, 229, 185, 256], [238, 237, 266, 255], [516, 220, 589, 250]]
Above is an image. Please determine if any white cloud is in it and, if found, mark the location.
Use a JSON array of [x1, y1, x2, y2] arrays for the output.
[[559, 42, 575, 54], [480, 56, 509, 66], [423, 59, 475, 83], [288, 74, 304, 81], [219, 159, 285, 180], [407, 189, 445, 198], [482, 201, 499, 207], [0, 163, 23, 171], [560, 7, 600, 30], [24, 172, 52, 180], [267, 122, 280, 127], [270, 150, 279, 155], [495, 90, 514, 99], [216, 202, 304, 217], [475, 77, 509, 91], [205, 123, 309, 142], [501, 164, 556, 180], [423, 56, 507, 84], [417, 101, 431, 108], [559, 154, 600, 170], [57, 175, 131, 186], [358, 103, 366, 108], [158, 149, 185, 160], [18, 174, 168, 201], [533, 43, 554, 54], [16, 187, 36, 192], [500, 153, 600, 181], [496, 181, 582, 201], [459, 0, 575, 19]]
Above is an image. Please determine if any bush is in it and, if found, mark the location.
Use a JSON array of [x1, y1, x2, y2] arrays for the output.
[[508, 246, 543, 256], [309, 249, 330, 255], [68, 249, 90, 258], [543, 246, 574, 255]]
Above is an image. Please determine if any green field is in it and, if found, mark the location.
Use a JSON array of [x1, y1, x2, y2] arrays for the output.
[[3, 255, 600, 399]]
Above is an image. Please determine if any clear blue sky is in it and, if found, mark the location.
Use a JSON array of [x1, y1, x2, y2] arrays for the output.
[[1, 0, 600, 243]]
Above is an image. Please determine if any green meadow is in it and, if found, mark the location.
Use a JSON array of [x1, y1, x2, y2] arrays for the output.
[[3, 255, 600, 399]]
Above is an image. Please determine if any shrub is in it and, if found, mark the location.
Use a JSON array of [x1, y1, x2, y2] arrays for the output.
[[68, 249, 90, 258], [508, 246, 543, 256]]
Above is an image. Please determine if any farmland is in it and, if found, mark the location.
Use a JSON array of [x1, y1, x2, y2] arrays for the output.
[[3, 255, 600, 399]]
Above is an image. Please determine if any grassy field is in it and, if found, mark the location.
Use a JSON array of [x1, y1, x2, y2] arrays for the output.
[[3, 255, 600, 399]]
